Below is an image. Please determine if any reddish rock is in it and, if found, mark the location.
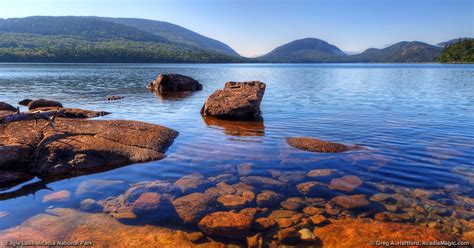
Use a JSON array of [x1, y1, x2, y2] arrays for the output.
[[42, 190, 71, 203], [287, 137, 349, 153], [0, 102, 16, 112], [198, 211, 253, 239], [147, 74, 202, 93], [296, 181, 326, 195], [1, 119, 178, 175], [331, 194, 370, 209], [131, 192, 171, 215], [240, 176, 289, 191], [204, 182, 236, 198], [254, 217, 277, 231], [328, 175, 363, 192], [314, 218, 457, 247], [29, 107, 109, 118], [256, 190, 284, 207], [201, 81, 266, 120], [217, 194, 249, 210], [307, 169, 337, 178], [172, 193, 215, 224], [309, 214, 329, 226], [174, 173, 212, 194], [27, 99, 63, 110], [277, 227, 301, 244]]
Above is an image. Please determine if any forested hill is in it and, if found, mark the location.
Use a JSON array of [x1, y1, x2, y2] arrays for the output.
[[0, 16, 244, 63], [97, 17, 239, 56], [437, 39, 474, 63]]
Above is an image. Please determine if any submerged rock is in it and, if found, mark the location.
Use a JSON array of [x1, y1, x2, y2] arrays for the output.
[[174, 173, 212, 194], [328, 175, 363, 192], [172, 193, 215, 224], [27, 99, 63, 110], [287, 137, 350, 153], [331, 194, 370, 209], [240, 176, 289, 191], [314, 218, 456, 247], [124, 180, 178, 205], [42, 190, 71, 203], [307, 169, 337, 178], [0, 119, 178, 175], [277, 227, 301, 244], [80, 198, 102, 212], [131, 192, 173, 216], [198, 211, 254, 239], [75, 179, 125, 198], [0, 208, 216, 247], [201, 81, 266, 120], [147, 74, 202, 93], [256, 190, 284, 207]]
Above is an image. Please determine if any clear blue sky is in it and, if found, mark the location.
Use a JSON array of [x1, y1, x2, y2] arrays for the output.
[[0, 0, 472, 56]]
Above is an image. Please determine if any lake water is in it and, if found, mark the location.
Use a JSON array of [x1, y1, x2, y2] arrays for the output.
[[0, 64, 473, 245]]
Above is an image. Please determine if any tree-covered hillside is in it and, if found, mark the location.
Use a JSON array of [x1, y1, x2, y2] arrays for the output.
[[349, 41, 442, 63], [437, 39, 474, 63], [0, 16, 243, 63]]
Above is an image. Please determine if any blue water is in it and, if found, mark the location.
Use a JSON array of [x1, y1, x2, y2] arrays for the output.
[[0, 63, 473, 235]]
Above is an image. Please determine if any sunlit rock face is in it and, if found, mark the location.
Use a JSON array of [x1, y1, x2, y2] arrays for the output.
[[314, 218, 457, 247], [0, 119, 178, 175], [0, 208, 223, 247]]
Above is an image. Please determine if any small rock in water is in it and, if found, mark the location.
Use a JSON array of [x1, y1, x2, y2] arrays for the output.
[[148, 73, 202, 93], [240, 176, 289, 191], [369, 193, 392, 202], [27, 99, 63, 110], [75, 179, 125, 198], [277, 227, 301, 244], [256, 190, 284, 207], [287, 137, 350, 153], [310, 214, 329, 226], [237, 162, 253, 176], [0, 211, 9, 218], [298, 228, 317, 241], [204, 182, 236, 198], [268, 210, 297, 219], [172, 192, 215, 224], [131, 192, 172, 215], [303, 206, 321, 216], [254, 217, 277, 231], [331, 194, 370, 209], [208, 174, 238, 184], [107, 96, 124, 101], [80, 198, 102, 212], [185, 232, 205, 243], [247, 233, 263, 248], [0, 102, 16, 112], [217, 194, 250, 210], [42, 190, 71, 203], [328, 175, 363, 192], [280, 197, 306, 211], [174, 173, 212, 194], [307, 169, 337, 178], [278, 171, 306, 184], [296, 181, 326, 195], [198, 211, 253, 239]]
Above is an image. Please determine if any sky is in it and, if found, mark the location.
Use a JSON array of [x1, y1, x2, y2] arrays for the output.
[[0, 0, 472, 57]]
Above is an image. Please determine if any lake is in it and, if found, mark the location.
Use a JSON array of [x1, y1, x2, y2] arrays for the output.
[[0, 63, 473, 246]]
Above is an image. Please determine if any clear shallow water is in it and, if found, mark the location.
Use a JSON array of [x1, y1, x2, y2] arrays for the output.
[[0, 64, 473, 241]]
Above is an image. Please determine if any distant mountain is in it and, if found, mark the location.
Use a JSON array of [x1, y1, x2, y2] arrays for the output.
[[349, 41, 442, 63], [437, 39, 474, 63], [97, 17, 240, 56], [258, 38, 347, 62], [438, 37, 473, 47], [0, 16, 243, 63]]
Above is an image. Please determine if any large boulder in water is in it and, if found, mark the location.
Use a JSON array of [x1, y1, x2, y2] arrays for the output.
[[27, 99, 63, 110], [0, 118, 178, 175], [201, 81, 266, 120], [147, 74, 202, 93]]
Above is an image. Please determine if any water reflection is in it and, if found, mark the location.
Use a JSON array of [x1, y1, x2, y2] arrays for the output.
[[202, 116, 265, 137]]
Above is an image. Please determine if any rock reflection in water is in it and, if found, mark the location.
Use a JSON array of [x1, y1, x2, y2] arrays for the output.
[[202, 116, 265, 137]]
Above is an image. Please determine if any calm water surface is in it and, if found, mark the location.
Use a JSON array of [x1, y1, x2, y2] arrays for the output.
[[0, 64, 473, 241]]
